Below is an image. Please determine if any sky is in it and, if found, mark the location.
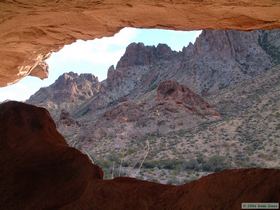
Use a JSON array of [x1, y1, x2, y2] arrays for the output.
[[0, 28, 201, 102]]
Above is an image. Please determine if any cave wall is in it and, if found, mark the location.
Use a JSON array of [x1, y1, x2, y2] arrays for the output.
[[0, 0, 280, 86]]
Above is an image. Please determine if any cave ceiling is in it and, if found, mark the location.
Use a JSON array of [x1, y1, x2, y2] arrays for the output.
[[0, 0, 280, 86]]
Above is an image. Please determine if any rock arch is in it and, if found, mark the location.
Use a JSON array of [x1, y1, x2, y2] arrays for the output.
[[0, 0, 280, 86]]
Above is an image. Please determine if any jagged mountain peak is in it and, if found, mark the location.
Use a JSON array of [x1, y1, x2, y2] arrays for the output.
[[56, 71, 98, 83], [27, 71, 101, 117], [116, 42, 175, 68], [29, 29, 280, 118]]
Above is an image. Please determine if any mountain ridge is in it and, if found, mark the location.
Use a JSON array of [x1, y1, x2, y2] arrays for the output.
[[27, 29, 280, 183]]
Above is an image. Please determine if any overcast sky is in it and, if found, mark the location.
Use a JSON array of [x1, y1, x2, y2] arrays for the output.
[[0, 28, 201, 102]]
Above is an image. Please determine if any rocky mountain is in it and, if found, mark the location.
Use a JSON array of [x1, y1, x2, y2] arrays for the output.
[[74, 80, 220, 143], [28, 29, 280, 119], [27, 72, 100, 119], [107, 29, 277, 95], [27, 29, 280, 184], [67, 29, 280, 120]]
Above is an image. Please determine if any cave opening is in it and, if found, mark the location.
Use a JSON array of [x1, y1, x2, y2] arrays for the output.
[[1, 1, 280, 208], [1, 27, 280, 185]]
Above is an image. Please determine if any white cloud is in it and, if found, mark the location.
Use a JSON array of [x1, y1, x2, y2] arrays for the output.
[[47, 27, 138, 66]]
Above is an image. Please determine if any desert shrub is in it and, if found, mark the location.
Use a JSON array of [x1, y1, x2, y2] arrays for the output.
[[182, 159, 200, 170], [142, 159, 184, 170], [94, 159, 114, 178], [142, 161, 157, 169], [167, 177, 181, 185], [177, 129, 188, 137], [196, 153, 205, 164], [95, 159, 112, 169], [140, 155, 230, 174], [201, 155, 230, 172], [149, 83, 158, 91], [160, 160, 184, 170]]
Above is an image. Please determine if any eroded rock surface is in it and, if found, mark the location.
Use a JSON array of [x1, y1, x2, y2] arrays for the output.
[[27, 72, 100, 119], [92, 79, 219, 141], [157, 80, 220, 117], [0, 101, 279, 210], [1, 0, 280, 86]]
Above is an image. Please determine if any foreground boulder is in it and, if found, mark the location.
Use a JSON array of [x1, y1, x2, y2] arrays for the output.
[[0, 101, 103, 210], [0, 101, 279, 210]]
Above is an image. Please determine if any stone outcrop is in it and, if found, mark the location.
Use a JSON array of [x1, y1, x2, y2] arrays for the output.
[[27, 72, 100, 119], [116, 43, 174, 68], [157, 80, 220, 117], [0, 101, 279, 210], [29, 60, 49, 80], [180, 29, 277, 94], [103, 101, 143, 123], [57, 109, 80, 127], [1, 0, 280, 86]]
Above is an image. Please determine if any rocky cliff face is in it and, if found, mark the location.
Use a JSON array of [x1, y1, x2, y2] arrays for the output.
[[109, 29, 279, 96], [74, 29, 280, 119], [180, 30, 274, 94], [27, 72, 100, 119], [116, 43, 175, 68]]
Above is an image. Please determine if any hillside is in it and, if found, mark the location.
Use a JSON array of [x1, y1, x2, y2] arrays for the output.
[[27, 29, 280, 184]]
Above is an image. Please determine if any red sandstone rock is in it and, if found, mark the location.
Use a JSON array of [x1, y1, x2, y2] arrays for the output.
[[1, 1, 280, 86], [103, 101, 143, 122], [157, 80, 220, 118], [0, 101, 103, 210], [116, 43, 174, 68]]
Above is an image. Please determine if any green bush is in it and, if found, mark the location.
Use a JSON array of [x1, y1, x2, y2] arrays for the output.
[[182, 159, 200, 170], [201, 155, 230, 172], [142, 159, 184, 170]]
